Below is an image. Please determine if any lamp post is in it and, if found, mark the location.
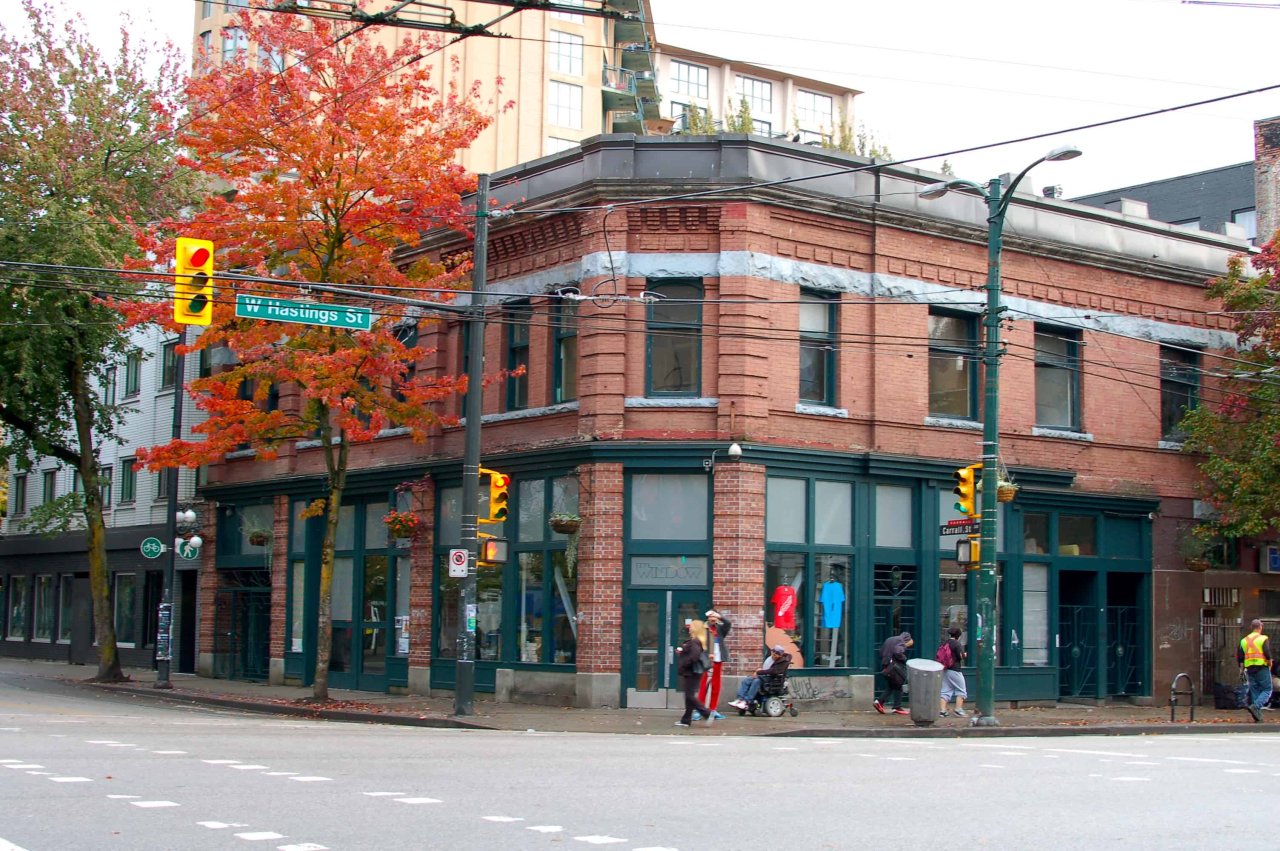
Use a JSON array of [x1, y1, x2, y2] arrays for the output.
[[919, 145, 1081, 725]]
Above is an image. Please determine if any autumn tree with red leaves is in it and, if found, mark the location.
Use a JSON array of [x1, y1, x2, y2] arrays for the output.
[[126, 5, 496, 699]]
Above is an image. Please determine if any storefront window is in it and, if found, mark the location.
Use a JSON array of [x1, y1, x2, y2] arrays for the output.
[[939, 561, 968, 651], [7, 576, 27, 639], [477, 563, 502, 661], [114, 573, 136, 647], [765, 552, 805, 647], [395, 556, 410, 657], [239, 503, 273, 553], [437, 570, 459, 659], [438, 487, 462, 549], [1023, 513, 1049, 555], [631, 474, 707, 540], [549, 550, 577, 663], [875, 485, 912, 548], [1023, 563, 1050, 666], [1059, 515, 1096, 556], [518, 480, 547, 543], [291, 500, 308, 552], [335, 504, 356, 551], [34, 575, 54, 641], [519, 552, 544, 662], [812, 555, 849, 666], [365, 502, 389, 549], [766, 478, 805, 543], [57, 576, 73, 642], [814, 481, 852, 546], [289, 559, 305, 653]]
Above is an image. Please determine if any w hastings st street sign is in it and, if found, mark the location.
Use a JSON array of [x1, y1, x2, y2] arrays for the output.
[[235, 293, 373, 331]]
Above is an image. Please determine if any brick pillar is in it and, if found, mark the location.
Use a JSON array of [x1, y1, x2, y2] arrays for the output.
[[407, 479, 435, 694], [1254, 116, 1280, 244], [268, 494, 288, 683], [711, 460, 767, 676], [575, 462, 624, 674], [196, 503, 220, 678]]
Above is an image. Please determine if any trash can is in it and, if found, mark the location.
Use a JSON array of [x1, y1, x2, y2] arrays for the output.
[[907, 658, 945, 725]]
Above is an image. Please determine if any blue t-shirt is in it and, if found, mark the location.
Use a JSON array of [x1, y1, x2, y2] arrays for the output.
[[820, 581, 845, 628]]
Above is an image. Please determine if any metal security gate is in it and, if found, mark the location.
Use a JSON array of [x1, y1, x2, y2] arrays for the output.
[[1059, 604, 1097, 698], [872, 565, 917, 665], [1106, 605, 1140, 696], [212, 569, 270, 681]]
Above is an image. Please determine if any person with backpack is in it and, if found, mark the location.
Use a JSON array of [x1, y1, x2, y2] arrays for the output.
[[873, 631, 913, 716], [938, 626, 968, 717]]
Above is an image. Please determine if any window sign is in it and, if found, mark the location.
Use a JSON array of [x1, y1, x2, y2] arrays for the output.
[[519, 479, 547, 543], [766, 477, 806, 543], [630, 555, 708, 587], [1059, 515, 1097, 556], [814, 480, 852, 546], [631, 474, 706, 540], [876, 485, 912, 548], [1023, 563, 1049, 665]]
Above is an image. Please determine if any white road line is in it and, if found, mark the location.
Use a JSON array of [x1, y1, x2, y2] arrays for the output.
[[1124, 761, 1160, 766], [130, 801, 179, 808], [883, 757, 916, 761], [1167, 756, 1252, 765], [978, 764, 1005, 769], [0, 836, 32, 850], [1045, 748, 1147, 758], [229, 765, 269, 770], [6, 764, 42, 769], [264, 772, 299, 776], [24, 771, 51, 776], [961, 743, 1036, 750], [772, 747, 798, 751], [287, 777, 331, 783], [573, 837, 627, 845], [0, 760, 22, 764], [278, 844, 328, 851], [107, 795, 140, 800], [152, 750, 187, 755], [527, 826, 564, 833], [86, 740, 119, 744], [105, 743, 137, 748], [203, 759, 241, 765], [198, 822, 248, 829], [235, 832, 285, 841], [1043, 755, 1059, 759], [49, 777, 91, 783], [362, 792, 405, 797], [1224, 768, 1260, 774], [483, 816, 524, 823], [394, 797, 441, 804]]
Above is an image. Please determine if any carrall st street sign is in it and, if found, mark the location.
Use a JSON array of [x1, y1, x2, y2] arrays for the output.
[[235, 293, 373, 332]]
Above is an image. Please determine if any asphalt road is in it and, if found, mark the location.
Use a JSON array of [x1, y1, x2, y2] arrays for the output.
[[1, 669, 1276, 850]]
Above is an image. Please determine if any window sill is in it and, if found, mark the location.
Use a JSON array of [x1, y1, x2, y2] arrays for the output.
[[795, 402, 848, 418], [1032, 426, 1093, 442], [624, 396, 717, 408], [479, 401, 580, 423], [924, 415, 980, 431], [1158, 439, 1186, 451], [225, 447, 258, 459]]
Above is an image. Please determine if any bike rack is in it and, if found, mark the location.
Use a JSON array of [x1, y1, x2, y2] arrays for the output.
[[1169, 672, 1196, 722]]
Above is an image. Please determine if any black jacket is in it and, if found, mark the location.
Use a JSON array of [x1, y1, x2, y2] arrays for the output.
[[675, 638, 708, 679]]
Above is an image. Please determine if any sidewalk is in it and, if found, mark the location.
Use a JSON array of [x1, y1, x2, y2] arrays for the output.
[[7, 658, 1273, 738]]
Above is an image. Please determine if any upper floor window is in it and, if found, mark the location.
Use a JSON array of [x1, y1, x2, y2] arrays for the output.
[[199, 30, 212, 56], [646, 280, 702, 396], [550, 0, 585, 22], [548, 80, 583, 129], [671, 61, 709, 100], [12, 474, 26, 516], [42, 470, 57, 505], [258, 44, 286, 74], [548, 30, 583, 76], [103, 367, 117, 406], [1160, 346, 1200, 441], [99, 468, 112, 509], [506, 302, 531, 411], [394, 324, 419, 404], [553, 300, 578, 404], [156, 469, 170, 502], [928, 312, 978, 419], [201, 0, 213, 17], [735, 76, 772, 117], [160, 339, 178, 390], [1035, 326, 1080, 430], [799, 292, 836, 405], [545, 137, 578, 155], [120, 458, 137, 503], [1232, 207, 1258, 243], [795, 90, 834, 133], [222, 26, 248, 64], [125, 349, 142, 396]]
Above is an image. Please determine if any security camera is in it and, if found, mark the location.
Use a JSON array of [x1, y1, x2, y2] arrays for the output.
[[727, 442, 742, 461]]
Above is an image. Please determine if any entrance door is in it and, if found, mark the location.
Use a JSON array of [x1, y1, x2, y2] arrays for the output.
[[623, 589, 709, 708], [328, 554, 393, 692]]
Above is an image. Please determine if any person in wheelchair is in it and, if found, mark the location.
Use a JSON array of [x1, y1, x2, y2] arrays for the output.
[[728, 645, 792, 710]]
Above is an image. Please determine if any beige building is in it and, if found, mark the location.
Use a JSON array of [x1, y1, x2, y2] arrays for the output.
[[193, 1, 861, 172]]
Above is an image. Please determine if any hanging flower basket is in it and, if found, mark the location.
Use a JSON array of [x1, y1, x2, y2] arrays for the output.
[[549, 513, 581, 535], [383, 510, 420, 541], [1185, 557, 1211, 572], [995, 481, 1019, 503], [247, 529, 271, 547]]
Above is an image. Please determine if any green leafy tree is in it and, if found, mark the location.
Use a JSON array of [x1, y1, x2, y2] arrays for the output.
[[1181, 247, 1280, 537], [823, 107, 893, 160], [0, 0, 197, 681], [724, 95, 755, 134]]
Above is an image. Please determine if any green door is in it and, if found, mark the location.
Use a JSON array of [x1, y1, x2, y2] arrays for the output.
[[328, 553, 394, 692], [622, 589, 709, 708]]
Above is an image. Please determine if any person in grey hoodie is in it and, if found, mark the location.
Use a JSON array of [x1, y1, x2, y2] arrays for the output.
[[873, 631, 913, 716]]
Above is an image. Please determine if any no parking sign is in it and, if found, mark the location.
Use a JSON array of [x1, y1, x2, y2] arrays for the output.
[[448, 547, 469, 578]]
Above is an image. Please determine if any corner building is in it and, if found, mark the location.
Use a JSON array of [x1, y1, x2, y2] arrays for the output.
[[202, 135, 1250, 708]]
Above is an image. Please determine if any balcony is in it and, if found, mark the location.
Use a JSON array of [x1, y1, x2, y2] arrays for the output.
[[602, 65, 637, 112]]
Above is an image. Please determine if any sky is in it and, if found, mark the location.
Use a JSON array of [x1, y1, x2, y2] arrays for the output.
[[52, 0, 1280, 198]]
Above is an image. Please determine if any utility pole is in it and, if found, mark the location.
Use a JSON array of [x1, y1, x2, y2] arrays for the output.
[[154, 328, 185, 689], [454, 173, 490, 716]]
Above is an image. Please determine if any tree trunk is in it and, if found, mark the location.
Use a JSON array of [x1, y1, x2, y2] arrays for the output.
[[312, 431, 349, 701], [71, 354, 123, 682]]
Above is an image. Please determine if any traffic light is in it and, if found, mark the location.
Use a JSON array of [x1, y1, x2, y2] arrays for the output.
[[479, 467, 510, 524], [479, 537, 509, 565], [952, 462, 982, 518], [174, 237, 214, 325]]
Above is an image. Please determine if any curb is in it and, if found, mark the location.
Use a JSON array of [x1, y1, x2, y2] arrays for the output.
[[87, 683, 496, 731]]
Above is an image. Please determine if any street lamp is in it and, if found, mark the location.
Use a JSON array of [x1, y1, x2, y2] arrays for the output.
[[919, 144, 1081, 726]]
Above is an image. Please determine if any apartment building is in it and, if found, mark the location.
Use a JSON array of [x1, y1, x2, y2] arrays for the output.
[[196, 134, 1261, 708]]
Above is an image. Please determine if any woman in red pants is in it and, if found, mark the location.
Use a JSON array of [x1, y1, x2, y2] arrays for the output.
[[697, 609, 731, 721]]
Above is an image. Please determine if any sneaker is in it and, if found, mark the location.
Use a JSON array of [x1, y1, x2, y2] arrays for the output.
[[892, 708, 910, 716], [1248, 705, 1262, 723], [953, 709, 968, 717], [705, 715, 716, 727], [674, 721, 690, 727], [711, 711, 725, 720], [691, 711, 703, 721], [730, 700, 746, 709], [873, 700, 886, 714], [939, 711, 949, 717]]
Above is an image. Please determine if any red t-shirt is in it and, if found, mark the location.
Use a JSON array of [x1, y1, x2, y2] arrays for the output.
[[772, 586, 797, 630]]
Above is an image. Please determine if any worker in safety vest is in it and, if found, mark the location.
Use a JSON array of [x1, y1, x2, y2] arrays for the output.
[[1237, 619, 1272, 722]]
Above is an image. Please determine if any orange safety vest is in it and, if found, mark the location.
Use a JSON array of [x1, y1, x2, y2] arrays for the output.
[[1241, 632, 1269, 666]]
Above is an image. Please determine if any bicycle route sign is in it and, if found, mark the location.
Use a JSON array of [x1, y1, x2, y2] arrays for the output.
[[140, 537, 164, 559]]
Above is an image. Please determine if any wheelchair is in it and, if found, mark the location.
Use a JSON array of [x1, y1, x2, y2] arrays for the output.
[[736, 672, 799, 718]]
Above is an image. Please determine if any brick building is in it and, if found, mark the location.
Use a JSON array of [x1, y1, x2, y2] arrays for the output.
[[195, 134, 1268, 709]]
